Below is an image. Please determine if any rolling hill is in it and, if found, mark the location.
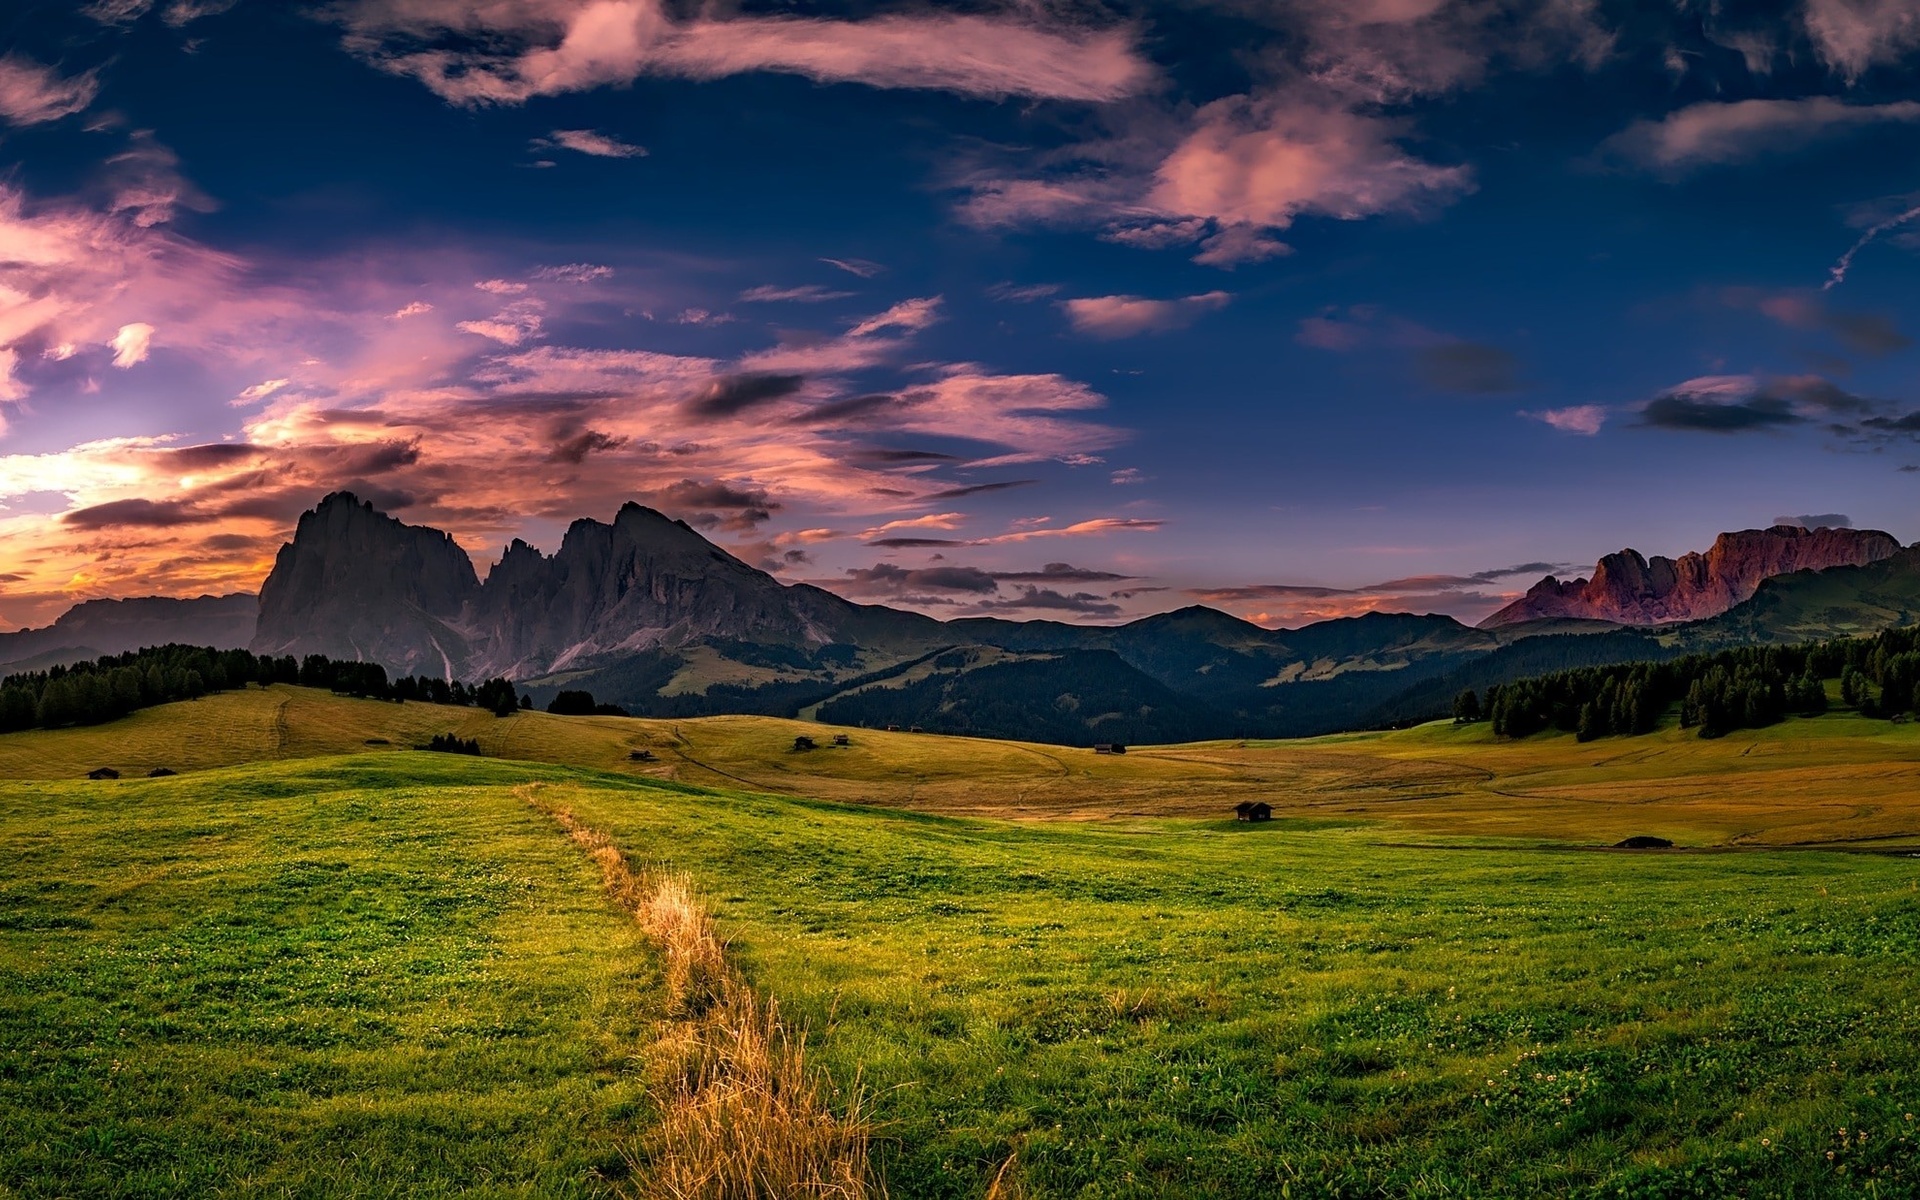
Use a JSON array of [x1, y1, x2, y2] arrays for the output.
[[5, 694, 1920, 1197]]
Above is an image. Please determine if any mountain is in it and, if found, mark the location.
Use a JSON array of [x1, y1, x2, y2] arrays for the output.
[[247, 494, 1542, 742], [1480, 525, 1901, 628], [245, 494, 1920, 745], [0, 594, 258, 674], [253, 493, 483, 677], [1682, 543, 1920, 645]]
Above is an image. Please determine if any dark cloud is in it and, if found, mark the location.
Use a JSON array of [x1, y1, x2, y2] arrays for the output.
[[865, 536, 968, 548], [547, 429, 628, 464], [845, 448, 958, 466], [1860, 412, 1920, 434], [1736, 291, 1913, 358], [335, 439, 423, 475], [991, 561, 1136, 583], [656, 478, 779, 530], [166, 443, 262, 470], [202, 533, 260, 551], [63, 499, 204, 529], [971, 586, 1122, 616], [1415, 342, 1521, 394], [794, 393, 900, 425], [1640, 394, 1805, 432], [1758, 375, 1872, 414], [1826, 312, 1912, 356], [1467, 561, 1567, 582], [1774, 513, 1851, 528], [924, 480, 1038, 500], [842, 563, 999, 594], [685, 372, 805, 418]]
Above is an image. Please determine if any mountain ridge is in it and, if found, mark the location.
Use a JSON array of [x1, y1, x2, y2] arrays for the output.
[[1480, 524, 1901, 628]]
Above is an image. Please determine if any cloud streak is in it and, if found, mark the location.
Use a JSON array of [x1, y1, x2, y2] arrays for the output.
[[1601, 98, 1920, 174], [338, 0, 1151, 105]]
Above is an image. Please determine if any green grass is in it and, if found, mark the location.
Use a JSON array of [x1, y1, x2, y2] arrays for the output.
[[540, 772, 1920, 1198], [0, 757, 657, 1198], [7, 697, 1920, 1196]]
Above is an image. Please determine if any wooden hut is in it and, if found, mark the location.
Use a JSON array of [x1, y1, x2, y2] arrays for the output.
[[1234, 800, 1272, 822]]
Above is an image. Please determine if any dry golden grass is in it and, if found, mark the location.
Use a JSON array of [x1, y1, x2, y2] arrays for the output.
[[525, 787, 874, 1200], [10, 685, 1920, 847]]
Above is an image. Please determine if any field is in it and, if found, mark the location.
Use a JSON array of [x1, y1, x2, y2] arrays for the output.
[[4, 686, 1920, 1197]]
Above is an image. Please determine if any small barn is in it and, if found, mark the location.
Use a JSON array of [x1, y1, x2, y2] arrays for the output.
[[832, 733, 850, 746], [1093, 743, 1127, 755], [793, 735, 818, 751], [1234, 800, 1273, 822], [86, 767, 120, 780], [629, 749, 657, 762], [147, 767, 177, 777]]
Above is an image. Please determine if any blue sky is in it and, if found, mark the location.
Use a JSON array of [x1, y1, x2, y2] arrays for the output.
[[1, 0, 1919, 630]]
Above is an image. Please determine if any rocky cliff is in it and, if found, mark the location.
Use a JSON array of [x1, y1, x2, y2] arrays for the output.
[[251, 493, 925, 680], [252, 493, 482, 676], [465, 501, 877, 677], [1480, 525, 1902, 628]]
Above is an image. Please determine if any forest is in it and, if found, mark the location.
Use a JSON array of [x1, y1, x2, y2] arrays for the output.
[[1461, 624, 1920, 741], [0, 645, 525, 733]]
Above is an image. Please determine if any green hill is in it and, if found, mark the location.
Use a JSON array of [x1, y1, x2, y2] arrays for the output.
[[5, 696, 1920, 1195]]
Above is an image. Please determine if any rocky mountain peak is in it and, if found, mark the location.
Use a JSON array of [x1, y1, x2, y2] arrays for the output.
[[1481, 524, 1902, 628], [252, 493, 482, 676]]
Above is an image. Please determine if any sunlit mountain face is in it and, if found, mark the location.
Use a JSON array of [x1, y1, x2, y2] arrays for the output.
[[3, 0, 1919, 632]]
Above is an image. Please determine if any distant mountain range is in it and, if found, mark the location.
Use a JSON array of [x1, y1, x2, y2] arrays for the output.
[[8, 493, 1918, 744], [0, 594, 257, 675]]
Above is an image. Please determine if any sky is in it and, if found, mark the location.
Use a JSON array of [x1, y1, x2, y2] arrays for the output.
[[3, 0, 1920, 632]]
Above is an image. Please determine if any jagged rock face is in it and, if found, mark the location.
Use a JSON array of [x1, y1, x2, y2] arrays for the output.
[[465, 502, 851, 677], [253, 494, 869, 680], [1481, 525, 1903, 628], [252, 493, 481, 676]]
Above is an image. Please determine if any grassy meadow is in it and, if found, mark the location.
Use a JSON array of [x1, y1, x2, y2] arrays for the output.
[[3, 686, 1920, 1196]]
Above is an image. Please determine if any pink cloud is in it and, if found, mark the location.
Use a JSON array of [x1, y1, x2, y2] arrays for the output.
[[1804, 0, 1920, 80], [846, 296, 942, 338], [339, 0, 1150, 104], [0, 55, 98, 126], [980, 516, 1162, 543], [540, 128, 647, 158], [1149, 96, 1472, 231], [0, 168, 1128, 625], [456, 301, 545, 345], [1522, 405, 1607, 435], [1600, 98, 1920, 173], [1061, 291, 1231, 338]]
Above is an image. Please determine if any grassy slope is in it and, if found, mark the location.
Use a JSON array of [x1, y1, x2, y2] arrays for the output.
[[539, 772, 1920, 1197], [9, 685, 1920, 847], [7, 694, 1920, 1195], [0, 756, 657, 1199]]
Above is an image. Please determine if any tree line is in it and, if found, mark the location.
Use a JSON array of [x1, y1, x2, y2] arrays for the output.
[[1453, 624, 1920, 741], [0, 645, 528, 733]]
